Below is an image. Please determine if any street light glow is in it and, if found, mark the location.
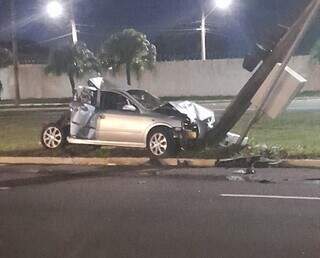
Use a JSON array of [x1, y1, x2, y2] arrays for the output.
[[215, 0, 232, 10], [46, 1, 63, 19]]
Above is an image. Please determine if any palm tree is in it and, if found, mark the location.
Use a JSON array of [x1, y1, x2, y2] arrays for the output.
[[0, 48, 13, 68], [100, 29, 156, 85], [45, 42, 101, 96]]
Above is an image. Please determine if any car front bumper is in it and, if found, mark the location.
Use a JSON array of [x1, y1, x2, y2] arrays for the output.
[[173, 127, 248, 149], [173, 128, 198, 140]]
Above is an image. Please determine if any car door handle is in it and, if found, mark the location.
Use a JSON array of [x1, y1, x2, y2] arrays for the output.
[[99, 114, 105, 119]]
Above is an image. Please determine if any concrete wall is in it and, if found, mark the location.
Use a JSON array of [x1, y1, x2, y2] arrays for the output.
[[0, 55, 318, 100], [106, 58, 253, 97], [0, 65, 73, 100]]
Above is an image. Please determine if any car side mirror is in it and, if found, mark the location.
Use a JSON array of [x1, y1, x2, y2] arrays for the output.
[[122, 104, 137, 112]]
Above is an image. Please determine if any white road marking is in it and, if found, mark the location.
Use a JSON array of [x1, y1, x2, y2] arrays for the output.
[[0, 187, 11, 191], [220, 194, 320, 201]]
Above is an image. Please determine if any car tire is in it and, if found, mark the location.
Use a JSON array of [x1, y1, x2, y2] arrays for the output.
[[147, 128, 175, 159], [41, 123, 67, 150]]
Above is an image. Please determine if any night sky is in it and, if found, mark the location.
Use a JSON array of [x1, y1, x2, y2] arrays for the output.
[[0, 0, 319, 60]]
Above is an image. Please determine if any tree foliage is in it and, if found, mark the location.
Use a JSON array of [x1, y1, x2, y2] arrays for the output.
[[100, 29, 156, 85], [0, 48, 13, 68], [45, 42, 101, 95]]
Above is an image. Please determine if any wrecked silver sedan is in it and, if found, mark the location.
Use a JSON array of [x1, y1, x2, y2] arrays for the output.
[[41, 77, 246, 158]]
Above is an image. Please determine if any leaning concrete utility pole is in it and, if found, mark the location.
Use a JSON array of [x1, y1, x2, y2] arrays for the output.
[[9, 0, 20, 105], [205, 0, 320, 146], [236, 0, 320, 146]]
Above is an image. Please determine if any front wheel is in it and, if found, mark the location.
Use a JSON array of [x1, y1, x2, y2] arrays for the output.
[[147, 128, 176, 158], [41, 123, 67, 150]]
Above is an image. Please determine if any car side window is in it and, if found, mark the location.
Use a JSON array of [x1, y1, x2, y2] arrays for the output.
[[100, 92, 129, 111]]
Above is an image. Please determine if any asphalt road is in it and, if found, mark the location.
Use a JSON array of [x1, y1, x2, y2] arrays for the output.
[[1, 97, 320, 113], [1, 165, 320, 258]]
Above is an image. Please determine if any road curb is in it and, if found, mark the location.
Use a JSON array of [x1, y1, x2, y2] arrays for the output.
[[0, 157, 217, 168], [0, 157, 149, 166], [1, 157, 320, 169], [280, 159, 320, 169]]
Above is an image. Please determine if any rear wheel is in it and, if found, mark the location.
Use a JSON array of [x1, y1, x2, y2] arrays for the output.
[[41, 123, 67, 150], [147, 128, 175, 158]]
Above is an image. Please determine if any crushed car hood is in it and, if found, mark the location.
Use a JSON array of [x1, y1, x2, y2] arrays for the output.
[[154, 101, 215, 139], [168, 101, 215, 125], [154, 101, 248, 146]]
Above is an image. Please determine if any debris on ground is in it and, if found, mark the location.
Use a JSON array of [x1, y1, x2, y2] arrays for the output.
[[216, 156, 280, 169], [233, 168, 255, 175], [246, 167, 256, 174], [226, 175, 246, 182], [256, 179, 274, 184], [233, 169, 247, 174], [304, 179, 320, 185]]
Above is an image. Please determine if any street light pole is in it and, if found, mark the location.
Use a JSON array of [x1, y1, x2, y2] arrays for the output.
[[69, 0, 78, 44], [10, 0, 20, 105], [201, 12, 206, 61], [70, 19, 78, 44], [200, 0, 232, 61]]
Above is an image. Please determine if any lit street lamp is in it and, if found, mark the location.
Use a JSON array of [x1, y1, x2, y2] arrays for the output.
[[201, 0, 232, 60], [215, 0, 233, 10], [46, 1, 63, 19], [46, 0, 78, 44]]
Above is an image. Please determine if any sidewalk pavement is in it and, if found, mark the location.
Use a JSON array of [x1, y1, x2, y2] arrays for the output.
[[0, 103, 68, 108], [0, 103, 69, 112], [1, 96, 320, 108], [2, 95, 320, 113], [0, 107, 69, 112]]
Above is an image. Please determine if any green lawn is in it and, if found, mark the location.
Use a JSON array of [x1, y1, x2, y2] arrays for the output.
[[1, 110, 320, 158], [0, 111, 63, 153], [234, 111, 320, 158]]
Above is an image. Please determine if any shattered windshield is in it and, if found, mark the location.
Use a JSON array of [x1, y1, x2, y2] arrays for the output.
[[127, 90, 163, 110]]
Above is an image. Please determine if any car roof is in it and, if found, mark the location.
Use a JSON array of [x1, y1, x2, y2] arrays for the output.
[[100, 89, 148, 112]]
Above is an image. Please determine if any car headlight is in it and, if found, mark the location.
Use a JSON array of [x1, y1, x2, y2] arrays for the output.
[[182, 117, 191, 128]]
